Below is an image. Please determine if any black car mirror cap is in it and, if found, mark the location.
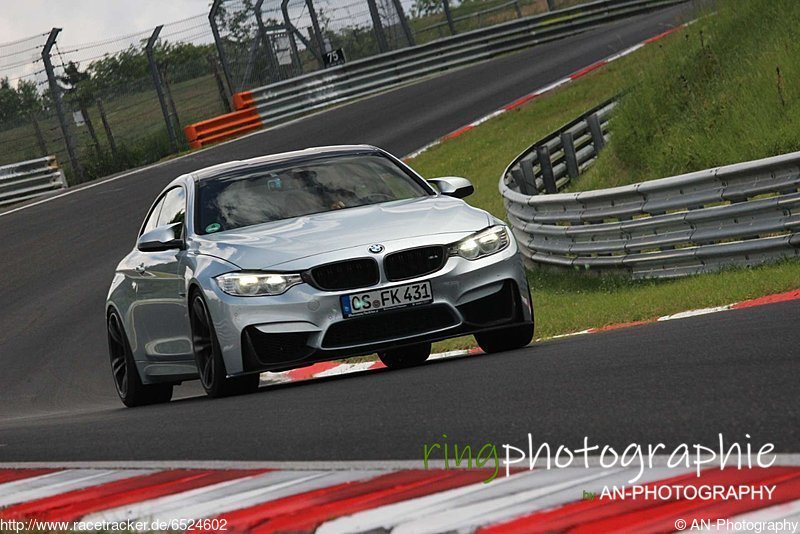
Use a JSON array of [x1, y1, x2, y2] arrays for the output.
[[137, 223, 185, 252]]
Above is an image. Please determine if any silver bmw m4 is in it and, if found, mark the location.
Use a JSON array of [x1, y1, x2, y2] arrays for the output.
[[106, 145, 533, 406]]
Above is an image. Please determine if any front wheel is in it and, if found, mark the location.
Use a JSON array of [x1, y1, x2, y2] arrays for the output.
[[190, 291, 260, 398], [378, 342, 431, 369], [107, 310, 173, 407], [475, 323, 534, 354]]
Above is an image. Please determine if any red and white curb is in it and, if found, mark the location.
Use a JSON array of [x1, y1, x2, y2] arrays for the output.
[[0, 462, 799, 533], [403, 25, 687, 161], [260, 288, 800, 386]]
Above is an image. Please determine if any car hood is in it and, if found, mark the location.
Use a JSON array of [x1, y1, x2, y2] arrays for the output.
[[192, 196, 491, 269]]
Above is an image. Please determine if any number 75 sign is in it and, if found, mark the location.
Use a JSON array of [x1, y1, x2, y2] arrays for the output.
[[323, 48, 347, 67]]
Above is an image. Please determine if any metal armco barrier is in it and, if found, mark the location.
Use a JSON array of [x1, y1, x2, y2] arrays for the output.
[[509, 99, 616, 196], [501, 108, 800, 278], [225, 0, 684, 131], [0, 156, 67, 207]]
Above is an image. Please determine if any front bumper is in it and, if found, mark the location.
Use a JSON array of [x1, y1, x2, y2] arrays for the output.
[[205, 238, 533, 376]]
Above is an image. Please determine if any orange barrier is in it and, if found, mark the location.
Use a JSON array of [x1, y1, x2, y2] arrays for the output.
[[232, 90, 255, 111], [183, 108, 262, 149]]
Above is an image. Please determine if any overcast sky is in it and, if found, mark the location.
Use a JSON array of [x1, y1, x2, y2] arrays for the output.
[[1, 0, 210, 45]]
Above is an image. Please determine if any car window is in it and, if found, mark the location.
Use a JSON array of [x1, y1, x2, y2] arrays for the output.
[[197, 154, 430, 234], [158, 187, 186, 228], [141, 196, 166, 235]]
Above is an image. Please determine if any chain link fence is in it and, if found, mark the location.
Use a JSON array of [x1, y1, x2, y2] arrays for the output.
[[412, 0, 587, 43], [0, 33, 62, 170], [1, 0, 593, 193]]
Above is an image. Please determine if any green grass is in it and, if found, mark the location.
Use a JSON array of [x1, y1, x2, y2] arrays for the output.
[[411, 0, 586, 44], [578, 0, 800, 190], [402, 0, 800, 353], [0, 74, 228, 184]]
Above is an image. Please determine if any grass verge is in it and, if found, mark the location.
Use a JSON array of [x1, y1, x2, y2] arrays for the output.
[[579, 0, 800, 189], [403, 2, 800, 353]]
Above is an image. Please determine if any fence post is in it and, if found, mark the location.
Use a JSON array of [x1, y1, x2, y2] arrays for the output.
[[241, 36, 261, 89], [514, 0, 523, 18], [587, 113, 606, 152], [561, 131, 579, 178], [391, 0, 416, 46], [366, 0, 390, 53], [30, 115, 48, 157], [161, 66, 181, 134], [207, 55, 233, 113], [546, 0, 556, 11], [536, 145, 557, 194], [282, 0, 321, 69], [96, 98, 118, 159], [306, 0, 327, 59], [80, 105, 101, 153], [255, 0, 283, 82], [42, 28, 84, 182], [442, 0, 457, 35], [146, 26, 179, 153], [209, 0, 234, 102]]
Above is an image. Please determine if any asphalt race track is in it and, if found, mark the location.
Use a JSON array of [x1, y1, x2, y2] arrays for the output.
[[3, 2, 796, 461]]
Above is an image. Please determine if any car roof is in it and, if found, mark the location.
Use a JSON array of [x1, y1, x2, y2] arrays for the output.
[[189, 145, 383, 182]]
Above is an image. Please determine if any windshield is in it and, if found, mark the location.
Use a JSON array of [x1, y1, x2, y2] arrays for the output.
[[196, 153, 431, 234]]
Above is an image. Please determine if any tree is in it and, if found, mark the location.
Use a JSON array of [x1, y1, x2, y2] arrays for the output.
[[0, 77, 44, 123]]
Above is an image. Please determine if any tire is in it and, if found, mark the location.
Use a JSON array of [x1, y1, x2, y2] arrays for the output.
[[475, 323, 534, 354], [107, 310, 173, 407], [190, 291, 260, 398], [378, 342, 431, 369]]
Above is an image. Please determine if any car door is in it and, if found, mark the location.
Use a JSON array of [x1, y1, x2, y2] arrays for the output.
[[128, 186, 193, 363]]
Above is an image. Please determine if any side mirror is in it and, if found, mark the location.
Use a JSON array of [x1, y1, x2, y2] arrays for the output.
[[428, 177, 474, 199], [137, 223, 184, 252]]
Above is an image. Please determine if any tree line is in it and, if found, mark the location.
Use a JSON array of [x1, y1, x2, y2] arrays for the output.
[[0, 40, 215, 125]]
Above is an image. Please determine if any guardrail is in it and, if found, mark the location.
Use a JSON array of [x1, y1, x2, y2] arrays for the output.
[[228, 0, 684, 129], [0, 156, 67, 207], [500, 104, 800, 279], [507, 98, 615, 195]]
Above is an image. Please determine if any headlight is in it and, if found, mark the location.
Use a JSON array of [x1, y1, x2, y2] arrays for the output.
[[215, 272, 303, 296], [450, 226, 510, 260]]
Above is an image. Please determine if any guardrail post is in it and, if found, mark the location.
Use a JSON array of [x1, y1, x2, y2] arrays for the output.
[[442, 0, 457, 35], [391, 0, 416, 46], [536, 145, 557, 194], [513, 0, 523, 18], [255, 0, 283, 82], [546, 0, 556, 11], [146, 26, 179, 153], [561, 131, 579, 179], [42, 28, 83, 183], [209, 0, 234, 102], [367, 0, 390, 53], [520, 159, 539, 194], [587, 113, 606, 152], [510, 168, 535, 196], [96, 98, 118, 159]]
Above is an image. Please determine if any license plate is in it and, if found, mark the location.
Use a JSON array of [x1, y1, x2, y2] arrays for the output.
[[341, 281, 433, 318]]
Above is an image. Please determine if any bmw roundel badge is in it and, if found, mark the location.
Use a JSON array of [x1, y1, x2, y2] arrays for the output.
[[368, 244, 385, 254]]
